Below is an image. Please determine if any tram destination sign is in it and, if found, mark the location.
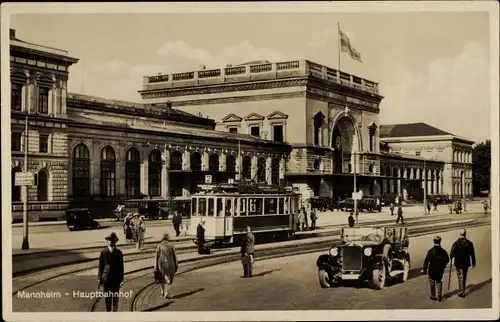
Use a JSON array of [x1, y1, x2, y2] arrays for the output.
[[15, 172, 35, 186]]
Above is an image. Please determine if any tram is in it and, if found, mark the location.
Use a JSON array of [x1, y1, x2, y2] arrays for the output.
[[189, 182, 302, 245]]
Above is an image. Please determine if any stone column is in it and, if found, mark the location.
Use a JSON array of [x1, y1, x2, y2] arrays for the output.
[[235, 153, 242, 181], [117, 145, 125, 197], [202, 150, 209, 171], [61, 86, 67, 116], [251, 155, 257, 181], [397, 167, 402, 196], [266, 157, 272, 184], [183, 150, 191, 171], [219, 153, 226, 172], [161, 149, 169, 198], [92, 143, 101, 197], [140, 157, 148, 196]]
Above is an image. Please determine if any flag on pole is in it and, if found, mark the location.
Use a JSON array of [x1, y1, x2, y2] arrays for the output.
[[339, 29, 362, 62]]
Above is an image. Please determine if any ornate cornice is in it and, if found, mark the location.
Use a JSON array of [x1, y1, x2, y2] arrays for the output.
[[307, 91, 380, 114], [172, 91, 306, 107], [139, 77, 309, 99]]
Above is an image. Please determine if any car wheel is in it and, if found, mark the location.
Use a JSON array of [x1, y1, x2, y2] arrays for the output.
[[318, 268, 333, 288], [368, 264, 386, 290], [68, 226, 75, 231], [400, 259, 410, 283]]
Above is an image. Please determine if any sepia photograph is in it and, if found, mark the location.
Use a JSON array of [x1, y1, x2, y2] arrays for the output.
[[2, 1, 499, 321]]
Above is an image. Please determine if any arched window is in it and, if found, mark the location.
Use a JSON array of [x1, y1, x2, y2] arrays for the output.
[[191, 152, 202, 171], [368, 164, 374, 174], [386, 166, 391, 177], [37, 169, 48, 201], [242, 156, 251, 180], [12, 168, 22, 202], [100, 146, 116, 197], [125, 148, 141, 198], [413, 168, 417, 179], [271, 158, 280, 185], [257, 157, 266, 183], [148, 149, 162, 197], [209, 154, 219, 172], [226, 154, 236, 175], [73, 144, 90, 197], [170, 150, 183, 170]]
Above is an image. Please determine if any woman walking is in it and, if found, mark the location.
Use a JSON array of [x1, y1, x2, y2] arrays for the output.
[[154, 233, 179, 299]]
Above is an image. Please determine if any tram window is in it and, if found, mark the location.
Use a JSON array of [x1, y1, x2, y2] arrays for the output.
[[225, 199, 233, 216], [216, 198, 223, 216], [208, 198, 215, 216], [191, 199, 197, 216], [199, 198, 207, 216], [278, 198, 285, 215], [284, 197, 290, 214], [249, 198, 263, 215], [264, 198, 278, 214], [240, 198, 247, 216]]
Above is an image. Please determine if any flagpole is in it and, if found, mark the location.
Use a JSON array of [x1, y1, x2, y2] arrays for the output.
[[337, 22, 341, 83]]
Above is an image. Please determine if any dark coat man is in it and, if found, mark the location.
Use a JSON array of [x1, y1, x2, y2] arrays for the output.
[[240, 226, 255, 278], [422, 236, 449, 302], [98, 232, 125, 312], [396, 205, 404, 224], [196, 219, 209, 254], [172, 211, 183, 237], [310, 210, 317, 230], [450, 228, 476, 298], [348, 213, 355, 227]]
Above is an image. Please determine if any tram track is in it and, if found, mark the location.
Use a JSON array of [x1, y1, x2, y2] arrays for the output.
[[110, 218, 489, 312], [13, 211, 486, 276]]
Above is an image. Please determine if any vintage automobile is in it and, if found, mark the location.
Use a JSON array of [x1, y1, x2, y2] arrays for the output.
[[66, 208, 101, 231], [316, 226, 410, 290], [344, 197, 382, 213]]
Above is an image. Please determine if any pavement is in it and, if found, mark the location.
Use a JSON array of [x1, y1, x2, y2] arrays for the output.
[[132, 225, 493, 311], [11, 203, 486, 254], [11, 224, 491, 312]]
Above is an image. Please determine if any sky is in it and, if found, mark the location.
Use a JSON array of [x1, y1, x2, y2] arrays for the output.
[[10, 11, 492, 142]]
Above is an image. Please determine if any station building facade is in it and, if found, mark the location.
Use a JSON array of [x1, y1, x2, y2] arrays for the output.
[[9, 30, 290, 221], [9, 30, 474, 221], [138, 60, 474, 203]]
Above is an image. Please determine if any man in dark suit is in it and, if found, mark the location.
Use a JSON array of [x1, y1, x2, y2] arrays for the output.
[[196, 218, 208, 254], [421, 236, 449, 302], [240, 226, 255, 278], [98, 232, 124, 312], [450, 228, 476, 298]]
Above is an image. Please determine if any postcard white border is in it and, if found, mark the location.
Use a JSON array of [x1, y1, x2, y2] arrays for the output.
[[2, 1, 499, 321]]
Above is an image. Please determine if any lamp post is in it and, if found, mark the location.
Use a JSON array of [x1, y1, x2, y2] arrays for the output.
[[353, 151, 358, 223], [21, 115, 30, 250], [462, 164, 467, 212]]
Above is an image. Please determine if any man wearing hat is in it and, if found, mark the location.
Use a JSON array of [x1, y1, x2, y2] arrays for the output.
[[98, 232, 125, 312], [196, 218, 209, 254], [450, 228, 476, 298], [421, 236, 449, 302]]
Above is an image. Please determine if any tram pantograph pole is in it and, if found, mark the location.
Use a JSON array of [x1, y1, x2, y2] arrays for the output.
[[423, 159, 427, 216]]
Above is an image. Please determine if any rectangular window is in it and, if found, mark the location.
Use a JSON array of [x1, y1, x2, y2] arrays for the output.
[[216, 198, 223, 216], [38, 87, 49, 114], [208, 198, 215, 216], [191, 199, 198, 216], [199, 198, 207, 216], [415, 151, 421, 156], [225, 199, 233, 216], [264, 198, 278, 214], [273, 125, 284, 142], [11, 83, 22, 111], [39, 134, 49, 153], [228, 127, 238, 133], [248, 197, 263, 215], [250, 126, 260, 137], [12, 132, 22, 152], [278, 198, 285, 214], [239, 198, 247, 216], [369, 134, 374, 152]]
